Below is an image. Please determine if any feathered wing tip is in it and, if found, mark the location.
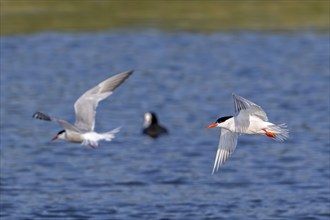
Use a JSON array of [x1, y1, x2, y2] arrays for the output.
[[269, 123, 289, 141], [33, 111, 52, 121], [212, 149, 232, 175]]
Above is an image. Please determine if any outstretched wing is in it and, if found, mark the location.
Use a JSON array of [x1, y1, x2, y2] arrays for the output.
[[32, 111, 81, 132], [233, 93, 268, 121], [212, 128, 238, 174], [74, 70, 133, 131]]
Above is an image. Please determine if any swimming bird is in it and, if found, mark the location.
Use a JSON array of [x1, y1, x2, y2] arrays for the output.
[[33, 70, 133, 148], [208, 94, 289, 174], [142, 112, 168, 138]]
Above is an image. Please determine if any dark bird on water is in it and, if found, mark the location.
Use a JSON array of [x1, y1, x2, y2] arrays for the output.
[[142, 112, 168, 138]]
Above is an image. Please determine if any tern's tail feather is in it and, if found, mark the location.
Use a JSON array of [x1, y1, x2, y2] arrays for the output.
[[102, 127, 121, 141], [82, 127, 121, 147], [267, 124, 289, 141]]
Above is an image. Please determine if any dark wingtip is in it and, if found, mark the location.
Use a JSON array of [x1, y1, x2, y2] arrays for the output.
[[122, 70, 134, 76], [32, 112, 41, 119], [32, 112, 51, 121]]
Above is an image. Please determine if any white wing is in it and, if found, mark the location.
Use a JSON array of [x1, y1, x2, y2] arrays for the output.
[[212, 128, 238, 174], [233, 93, 268, 121], [74, 70, 133, 131]]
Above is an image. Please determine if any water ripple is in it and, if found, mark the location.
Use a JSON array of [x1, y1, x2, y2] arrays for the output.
[[1, 31, 329, 219]]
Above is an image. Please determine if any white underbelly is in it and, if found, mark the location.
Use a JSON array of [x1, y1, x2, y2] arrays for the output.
[[237, 117, 271, 134]]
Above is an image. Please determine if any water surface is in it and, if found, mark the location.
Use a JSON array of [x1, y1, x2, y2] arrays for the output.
[[1, 31, 329, 219]]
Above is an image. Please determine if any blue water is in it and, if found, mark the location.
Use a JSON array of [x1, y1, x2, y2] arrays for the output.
[[1, 30, 329, 219]]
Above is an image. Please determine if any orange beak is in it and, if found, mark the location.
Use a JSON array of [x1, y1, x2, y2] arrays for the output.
[[207, 123, 217, 128], [51, 135, 59, 141]]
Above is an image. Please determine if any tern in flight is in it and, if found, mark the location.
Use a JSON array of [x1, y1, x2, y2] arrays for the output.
[[208, 94, 289, 174], [33, 70, 133, 148]]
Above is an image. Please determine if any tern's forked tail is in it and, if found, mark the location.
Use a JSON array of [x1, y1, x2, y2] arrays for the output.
[[82, 127, 121, 147], [102, 127, 121, 141], [267, 124, 289, 141]]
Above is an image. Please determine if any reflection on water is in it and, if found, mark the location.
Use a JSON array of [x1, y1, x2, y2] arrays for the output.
[[1, 31, 329, 219]]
